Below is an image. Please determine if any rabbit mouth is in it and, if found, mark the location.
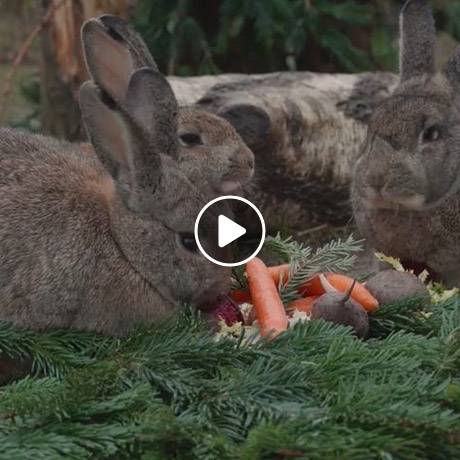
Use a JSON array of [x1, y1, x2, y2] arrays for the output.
[[220, 171, 253, 193], [389, 194, 426, 210], [192, 277, 232, 307], [364, 189, 426, 211], [220, 180, 244, 194]]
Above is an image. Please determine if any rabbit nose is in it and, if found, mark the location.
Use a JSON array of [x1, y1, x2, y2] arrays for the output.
[[238, 150, 254, 170], [368, 173, 385, 192], [241, 149, 255, 168]]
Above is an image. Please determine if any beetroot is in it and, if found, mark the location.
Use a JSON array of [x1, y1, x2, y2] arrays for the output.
[[365, 270, 430, 306], [202, 295, 243, 327], [311, 292, 369, 338]]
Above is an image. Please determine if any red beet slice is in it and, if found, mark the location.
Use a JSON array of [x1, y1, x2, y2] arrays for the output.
[[201, 295, 244, 327]]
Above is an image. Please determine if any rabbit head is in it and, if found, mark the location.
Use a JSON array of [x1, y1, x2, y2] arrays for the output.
[[177, 107, 255, 194], [81, 15, 254, 195], [80, 67, 232, 307], [353, 0, 460, 211]]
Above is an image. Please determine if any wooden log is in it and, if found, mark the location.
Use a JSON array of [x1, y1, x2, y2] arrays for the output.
[[39, 5, 397, 231], [169, 71, 398, 231]]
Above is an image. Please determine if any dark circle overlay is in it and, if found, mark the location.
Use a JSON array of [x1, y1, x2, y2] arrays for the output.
[[194, 196, 266, 267]]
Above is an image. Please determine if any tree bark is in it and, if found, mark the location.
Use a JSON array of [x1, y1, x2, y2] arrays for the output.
[[169, 71, 398, 231], [40, 0, 135, 140]]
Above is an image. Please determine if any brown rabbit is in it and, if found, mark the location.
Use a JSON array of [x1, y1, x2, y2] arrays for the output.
[[0, 67, 231, 336], [352, 0, 460, 286], [81, 15, 254, 196]]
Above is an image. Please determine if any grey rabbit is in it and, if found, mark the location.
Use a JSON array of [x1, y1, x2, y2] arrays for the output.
[[352, 0, 460, 286], [81, 15, 254, 195], [0, 67, 231, 336]]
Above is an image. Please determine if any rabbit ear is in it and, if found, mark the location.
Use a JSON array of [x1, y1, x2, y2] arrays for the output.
[[125, 68, 179, 159], [399, 0, 436, 82], [444, 46, 460, 91], [81, 16, 159, 104], [81, 19, 134, 103], [79, 81, 162, 209], [98, 15, 158, 71]]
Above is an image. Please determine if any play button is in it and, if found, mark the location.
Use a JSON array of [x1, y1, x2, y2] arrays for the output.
[[195, 195, 266, 267], [218, 215, 246, 248]]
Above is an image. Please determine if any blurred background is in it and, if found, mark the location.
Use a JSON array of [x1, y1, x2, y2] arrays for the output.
[[0, 0, 458, 139]]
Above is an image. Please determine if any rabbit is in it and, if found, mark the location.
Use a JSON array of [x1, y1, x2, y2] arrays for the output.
[[0, 67, 232, 337], [80, 14, 254, 196], [351, 0, 460, 287]]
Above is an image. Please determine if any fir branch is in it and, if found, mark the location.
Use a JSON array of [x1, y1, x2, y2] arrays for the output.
[[265, 234, 362, 304], [264, 233, 312, 262], [231, 265, 248, 290], [0, 295, 458, 459], [0, 323, 111, 378]]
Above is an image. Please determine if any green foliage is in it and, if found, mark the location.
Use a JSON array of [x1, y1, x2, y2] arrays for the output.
[[7, 71, 41, 132], [443, 1, 460, 41], [133, 0, 460, 76], [232, 234, 361, 298], [133, 0, 395, 75], [0, 293, 459, 459], [265, 233, 362, 304]]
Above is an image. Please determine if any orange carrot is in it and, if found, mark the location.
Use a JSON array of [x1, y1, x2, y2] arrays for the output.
[[289, 296, 318, 314], [267, 269, 333, 295], [267, 264, 290, 286], [301, 273, 379, 312], [266, 266, 378, 313], [299, 273, 333, 296], [230, 289, 252, 304], [246, 258, 288, 337]]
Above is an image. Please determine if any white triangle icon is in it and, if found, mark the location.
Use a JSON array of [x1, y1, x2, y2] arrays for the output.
[[218, 215, 247, 248]]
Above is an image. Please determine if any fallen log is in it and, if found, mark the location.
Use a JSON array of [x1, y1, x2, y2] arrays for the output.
[[169, 71, 398, 232]]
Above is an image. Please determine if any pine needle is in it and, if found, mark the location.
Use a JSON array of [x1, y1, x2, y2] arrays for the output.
[[265, 233, 362, 304], [0, 251, 459, 459]]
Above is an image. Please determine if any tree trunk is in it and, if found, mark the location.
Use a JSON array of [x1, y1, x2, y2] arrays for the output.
[[40, 0, 135, 140], [169, 71, 398, 231]]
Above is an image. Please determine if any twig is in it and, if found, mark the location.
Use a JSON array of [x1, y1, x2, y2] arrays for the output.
[[0, 0, 68, 123], [296, 224, 329, 237]]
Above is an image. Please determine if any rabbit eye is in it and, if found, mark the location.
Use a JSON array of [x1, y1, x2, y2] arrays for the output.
[[179, 133, 203, 147], [178, 233, 199, 253], [422, 125, 441, 143]]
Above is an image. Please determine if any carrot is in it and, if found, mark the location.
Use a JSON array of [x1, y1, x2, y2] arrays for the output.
[[289, 296, 318, 314], [267, 269, 334, 295], [297, 273, 327, 296], [267, 264, 290, 286], [230, 289, 252, 304], [266, 266, 378, 313], [301, 273, 379, 312], [246, 258, 288, 337]]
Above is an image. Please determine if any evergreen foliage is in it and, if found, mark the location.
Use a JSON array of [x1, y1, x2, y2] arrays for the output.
[[133, 0, 385, 75], [133, 0, 460, 76], [0, 293, 459, 458], [265, 234, 362, 304]]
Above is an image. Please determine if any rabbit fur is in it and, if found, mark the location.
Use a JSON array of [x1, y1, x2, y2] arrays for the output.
[[0, 67, 231, 336], [81, 15, 254, 196], [352, 0, 460, 286]]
